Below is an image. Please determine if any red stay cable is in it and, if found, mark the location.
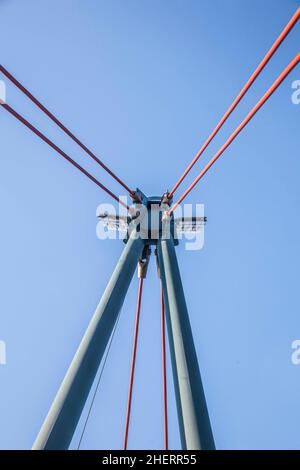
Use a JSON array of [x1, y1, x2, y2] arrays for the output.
[[169, 53, 300, 216], [168, 7, 300, 198], [0, 64, 134, 196], [161, 284, 168, 450], [1, 102, 129, 209], [123, 277, 144, 450]]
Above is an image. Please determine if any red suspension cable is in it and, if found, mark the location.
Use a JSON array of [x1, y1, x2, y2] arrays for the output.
[[123, 277, 144, 450], [0, 64, 134, 196], [161, 284, 168, 450], [168, 7, 300, 198], [1, 103, 129, 209], [169, 53, 300, 215]]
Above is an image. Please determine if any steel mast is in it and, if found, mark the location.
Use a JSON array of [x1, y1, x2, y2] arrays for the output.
[[157, 219, 215, 450], [33, 191, 214, 450], [33, 223, 144, 450]]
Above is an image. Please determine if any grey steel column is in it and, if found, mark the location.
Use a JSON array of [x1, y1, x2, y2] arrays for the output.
[[33, 228, 144, 450], [157, 235, 215, 450]]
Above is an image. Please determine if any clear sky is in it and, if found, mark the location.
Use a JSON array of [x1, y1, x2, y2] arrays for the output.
[[0, 0, 299, 450]]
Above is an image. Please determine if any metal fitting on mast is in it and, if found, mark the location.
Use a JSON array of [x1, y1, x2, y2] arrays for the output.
[[138, 245, 151, 279]]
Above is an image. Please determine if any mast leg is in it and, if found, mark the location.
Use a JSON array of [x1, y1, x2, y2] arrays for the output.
[[157, 236, 215, 450], [33, 229, 144, 450]]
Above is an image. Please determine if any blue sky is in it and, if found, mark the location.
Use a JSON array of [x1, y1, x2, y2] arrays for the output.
[[0, 0, 300, 450]]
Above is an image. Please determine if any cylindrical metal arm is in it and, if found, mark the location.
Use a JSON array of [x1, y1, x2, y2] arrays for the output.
[[157, 235, 215, 450], [33, 228, 144, 450]]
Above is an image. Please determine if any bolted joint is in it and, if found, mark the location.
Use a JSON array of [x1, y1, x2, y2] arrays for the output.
[[131, 188, 147, 205], [161, 191, 172, 206]]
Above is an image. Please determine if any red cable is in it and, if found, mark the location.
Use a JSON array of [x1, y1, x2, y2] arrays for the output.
[[169, 53, 300, 215], [1, 103, 129, 209], [0, 65, 134, 196], [168, 7, 300, 198], [123, 278, 144, 450], [161, 284, 168, 450]]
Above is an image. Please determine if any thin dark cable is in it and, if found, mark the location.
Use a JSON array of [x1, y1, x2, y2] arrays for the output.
[[77, 311, 122, 450], [0, 64, 134, 196], [169, 53, 300, 215], [0, 102, 129, 209], [168, 7, 300, 198]]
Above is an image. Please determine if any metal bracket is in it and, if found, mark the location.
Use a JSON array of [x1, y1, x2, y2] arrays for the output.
[[161, 191, 172, 206], [131, 188, 147, 205], [138, 245, 151, 279]]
